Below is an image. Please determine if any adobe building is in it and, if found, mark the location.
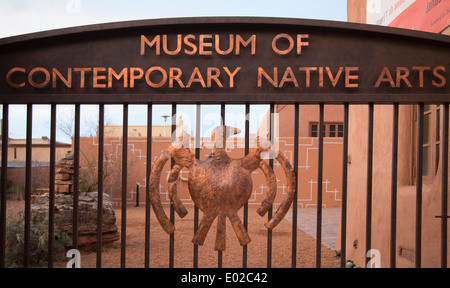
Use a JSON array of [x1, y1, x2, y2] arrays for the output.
[[0, 135, 71, 194], [80, 107, 345, 210], [339, 0, 450, 268]]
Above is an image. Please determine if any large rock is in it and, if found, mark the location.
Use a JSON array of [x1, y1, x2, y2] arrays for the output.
[[31, 192, 120, 249]]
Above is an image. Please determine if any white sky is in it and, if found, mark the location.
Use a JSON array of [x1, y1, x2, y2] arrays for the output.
[[0, 0, 347, 38], [0, 0, 347, 142]]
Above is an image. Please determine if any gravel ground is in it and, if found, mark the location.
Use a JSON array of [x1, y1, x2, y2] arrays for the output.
[[53, 205, 340, 268]]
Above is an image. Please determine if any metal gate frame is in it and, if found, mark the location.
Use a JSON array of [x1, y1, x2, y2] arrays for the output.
[[0, 17, 448, 268]]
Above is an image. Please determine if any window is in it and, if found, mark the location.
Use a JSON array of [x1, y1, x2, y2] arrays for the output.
[[421, 105, 441, 183], [310, 122, 344, 138]]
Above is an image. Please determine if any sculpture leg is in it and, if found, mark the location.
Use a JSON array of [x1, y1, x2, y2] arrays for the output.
[[192, 213, 216, 246], [228, 211, 251, 246], [215, 215, 226, 251]]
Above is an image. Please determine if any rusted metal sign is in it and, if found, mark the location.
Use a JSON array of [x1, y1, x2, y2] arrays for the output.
[[0, 17, 449, 104]]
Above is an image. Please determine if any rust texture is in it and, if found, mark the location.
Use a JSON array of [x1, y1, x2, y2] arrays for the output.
[[149, 125, 295, 251]]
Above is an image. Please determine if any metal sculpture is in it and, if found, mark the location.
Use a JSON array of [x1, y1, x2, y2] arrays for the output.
[[150, 125, 295, 251]]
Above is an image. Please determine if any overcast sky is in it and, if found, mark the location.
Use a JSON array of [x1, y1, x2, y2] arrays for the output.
[[0, 0, 347, 142], [0, 0, 347, 38]]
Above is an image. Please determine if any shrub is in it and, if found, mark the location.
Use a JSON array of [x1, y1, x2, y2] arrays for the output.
[[5, 218, 71, 268]]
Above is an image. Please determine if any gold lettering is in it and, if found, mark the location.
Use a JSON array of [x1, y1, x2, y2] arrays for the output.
[[236, 35, 256, 55], [207, 67, 222, 88], [345, 67, 359, 88], [74, 68, 92, 88], [108, 68, 128, 88], [199, 34, 213, 55], [6, 67, 26, 88], [279, 67, 299, 88], [141, 35, 160, 55], [52, 68, 72, 88], [145, 66, 167, 88], [297, 34, 309, 54], [299, 67, 317, 88], [215, 34, 234, 55], [319, 67, 324, 88], [129, 67, 144, 88], [326, 67, 343, 87], [93, 67, 107, 88], [169, 67, 185, 88], [184, 34, 197, 55], [395, 67, 412, 88], [163, 34, 182, 55], [432, 66, 446, 88], [412, 66, 431, 88], [28, 67, 50, 88], [258, 67, 278, 88], [223, 67, 241, 88], [375, 67, 395, 88], [187, 67, 206, 88], [272, 34, 294, 55]]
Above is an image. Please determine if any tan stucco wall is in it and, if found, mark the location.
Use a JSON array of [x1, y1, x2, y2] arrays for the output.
[[336, 105, 450, 267]]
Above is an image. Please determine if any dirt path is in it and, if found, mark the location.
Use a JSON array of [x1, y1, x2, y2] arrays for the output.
[[54, 205, 340, 268]]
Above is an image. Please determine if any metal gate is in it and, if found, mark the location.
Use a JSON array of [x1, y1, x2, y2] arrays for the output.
[[0, 18, 448, 268]]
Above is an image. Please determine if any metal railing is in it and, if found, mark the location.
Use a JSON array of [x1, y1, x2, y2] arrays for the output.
[[0, 101, 448, 268]]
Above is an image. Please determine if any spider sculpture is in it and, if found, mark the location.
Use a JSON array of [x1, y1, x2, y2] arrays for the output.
[[149, 125, 295, 251]]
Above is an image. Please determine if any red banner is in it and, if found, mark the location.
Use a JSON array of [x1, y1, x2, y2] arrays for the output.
[[388, 0, 449, 33]]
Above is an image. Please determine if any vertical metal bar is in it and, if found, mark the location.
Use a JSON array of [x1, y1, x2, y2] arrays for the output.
[[390, 103, 399, 268], [136, 184, 139, 207], [340, 103, 349, 268], [442, 103, 449, 269], [316, 103, 324, 268], [366, 103, 374, 266], [145, 103, 152, 268], [48, 104, 56, 268], [73, 104, 80, 251], [23, 104, 33, 268], [121, 103, 128, 268], [194, 103, 201, 268], [243, 103, 250, 268], [0, 104, 8, 268], [416, 103, 423, 268], [267, 103, 274, 268], [97, 104, 104, 268], [169, 103, 176, 268], [219, 103, 225, 268], [292, 103, 299, 268]]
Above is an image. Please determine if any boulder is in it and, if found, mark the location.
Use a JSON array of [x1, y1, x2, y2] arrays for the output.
[[31, 192, 120, 249]]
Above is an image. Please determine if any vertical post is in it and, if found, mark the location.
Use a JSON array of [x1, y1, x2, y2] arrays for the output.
[[97, 104, 104, 268], [0, 104, 8, 268], [442, 103, 449, 269], [292, 103, 299, 268], [219, 103, 225, 268], [267, 103, 274, 268], [24, 104, 32, 268], [145, 103, 152, 268], [48, 104, 57, 268], [194, 103, 201, 268], [121, 103, 128, 268], [340, 103, 349, 268], [390, 103, 399, 268], [73, 104, 80, 251], [366, 103, 374, 265], [169, 103, 176, 268], [416, 103, 424, 268], [316, 103, 324, 268], [243, 103, 250, 268], [136, 184, 140, 207]]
